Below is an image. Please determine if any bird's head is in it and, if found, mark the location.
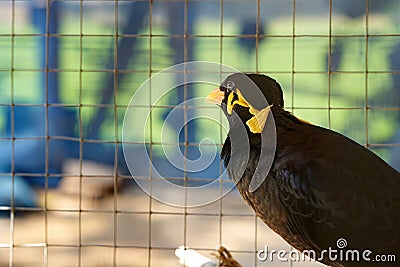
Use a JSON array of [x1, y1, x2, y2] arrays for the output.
[[207, 73, 284, 134]]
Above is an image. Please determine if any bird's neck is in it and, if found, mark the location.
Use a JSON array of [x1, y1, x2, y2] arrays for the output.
[[273, 109, 304, 130], [221, 109, 303, 168]]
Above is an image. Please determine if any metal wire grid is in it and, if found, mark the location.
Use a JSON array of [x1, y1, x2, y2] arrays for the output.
[[0, 0, 399, 266]]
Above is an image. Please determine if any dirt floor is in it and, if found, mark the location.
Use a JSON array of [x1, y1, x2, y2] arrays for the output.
[[0, 160, 323, 267]]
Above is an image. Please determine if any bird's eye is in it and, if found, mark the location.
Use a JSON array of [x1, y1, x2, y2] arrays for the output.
[[226, 81, 235, 90]]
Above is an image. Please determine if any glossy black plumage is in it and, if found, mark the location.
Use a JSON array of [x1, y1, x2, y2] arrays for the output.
[[217, 73, 400, 267]]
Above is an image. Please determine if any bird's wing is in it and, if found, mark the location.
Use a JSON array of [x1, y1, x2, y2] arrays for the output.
[[275, 154, 400, 252]]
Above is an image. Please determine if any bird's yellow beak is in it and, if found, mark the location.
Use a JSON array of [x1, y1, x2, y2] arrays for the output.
[[206, 88, 225, 105]]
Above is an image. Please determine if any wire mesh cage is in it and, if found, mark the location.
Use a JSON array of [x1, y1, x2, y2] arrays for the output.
[[0, 0, 399, 266]]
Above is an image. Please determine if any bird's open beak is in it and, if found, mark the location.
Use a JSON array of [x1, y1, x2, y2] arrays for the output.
[[206, 88, 224, 105]]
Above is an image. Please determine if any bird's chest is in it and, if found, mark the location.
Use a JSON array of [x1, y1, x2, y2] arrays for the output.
[[228, 152, 290, 233], [235, 171, 311, 251], [238, 176, 288, 228]]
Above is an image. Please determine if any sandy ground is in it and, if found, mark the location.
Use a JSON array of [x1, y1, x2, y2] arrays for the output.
[[0, 160, 325, 267]]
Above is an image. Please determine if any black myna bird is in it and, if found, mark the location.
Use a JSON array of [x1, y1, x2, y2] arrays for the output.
[[207, 73, 400, 266]]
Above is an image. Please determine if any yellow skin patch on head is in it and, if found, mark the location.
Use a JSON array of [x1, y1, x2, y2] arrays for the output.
[[246, 105, 272, 133], [227, 89, 249, 115], [226, 88, 272, 133]]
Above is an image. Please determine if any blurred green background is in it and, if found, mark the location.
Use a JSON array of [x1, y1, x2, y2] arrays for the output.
[[0, 1, 399, 266], [0, 0, 399, 164]]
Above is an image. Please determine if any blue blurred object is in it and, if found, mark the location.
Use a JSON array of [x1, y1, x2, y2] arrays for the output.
[[164, 2, 198, 162], [333, 0, 386, 18], [239, 19, 266, 55], [86, 2, 207, 182], [80, 1, 151, 174], [32, 1, 60, 103], [0, 1, 72, 189], [86, 1, 150, 139], [0, 176, 36, 217], [327, 0, 389, 72], [0, 1, 70, 210], [0, 106, 76, 188], [326, 40, 344, 72]]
